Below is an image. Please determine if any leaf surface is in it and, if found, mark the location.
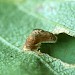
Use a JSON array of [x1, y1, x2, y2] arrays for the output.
[[0, 0, 75, 75]]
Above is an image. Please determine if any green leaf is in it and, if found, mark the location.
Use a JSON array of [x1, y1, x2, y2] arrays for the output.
[[0, 0, 75, 75]]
